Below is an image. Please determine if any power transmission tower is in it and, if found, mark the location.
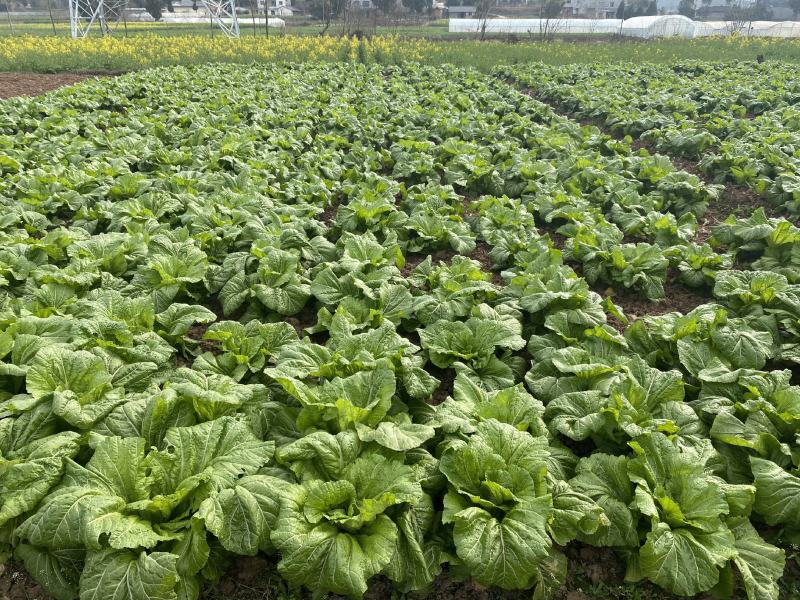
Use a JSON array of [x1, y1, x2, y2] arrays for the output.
[[69, 0, 240, 38], [203, 0, 240, 36], [68, 0, 128, 37]]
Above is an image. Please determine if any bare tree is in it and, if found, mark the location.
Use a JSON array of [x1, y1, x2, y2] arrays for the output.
[[474, 0, 494, 40], [535, 0, 564, 40], [3, 0, 13, 34], [322, 0, 332, 35], [373, 0, 395, 17], [725, 0, 770, 35], [309, 0, 346, 35], [46, 0, 57, 34], [725, 0, 748, 33], [343, 1, 376, 37], [678, 0, 695, 17]]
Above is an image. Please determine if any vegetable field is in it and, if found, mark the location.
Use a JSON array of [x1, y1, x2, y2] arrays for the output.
[[0, 62, 799, 600]]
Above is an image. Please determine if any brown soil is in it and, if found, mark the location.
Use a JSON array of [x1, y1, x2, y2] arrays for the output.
[[0, 562, 47, 600], [598, 278, 708, 323], [285, 303, 322, 340], [403, 242, 501, 284], [186, 323, 220, 354], [779, 544, 800, 598], [198, 557, 533, 600], [463, 196, 477, 216], [0, 72, 97, 99], [402, 248, 458, 277], [566, 545, 625, 586], [558, 434, 597, 458], [547, 230, 567, 250], [630, 138, 651, 153], [199, 546, 697, 600], [205, 298, 244, 323], [470, 240, 494, 272], [697, 184, 784, 244], [469, 240, 504, 285], [425, 571, 529, 600], [7, 539, 770, 600], [671, 154, 711, 181], [427, 364, 455, 405], [631, 138, 711, 178], [605, 312, 628, 334], [201, 556, 287, 600], [320, 199, 341, 226]]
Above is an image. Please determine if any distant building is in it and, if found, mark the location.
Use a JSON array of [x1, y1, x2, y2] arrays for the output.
[[655, 0, 680, 12], [770, 0, 797, 18], [448, 4, 476, 16], [257, 0, 294, 15], [447, 0, 795, 18], [563, 0, 621, 18], [167, 0, 201, 12], [654, 0, 780, 17]]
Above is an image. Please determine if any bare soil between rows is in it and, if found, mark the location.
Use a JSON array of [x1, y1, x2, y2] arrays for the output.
[[0, 549, 728, 600], [0, 72, 107, 99]]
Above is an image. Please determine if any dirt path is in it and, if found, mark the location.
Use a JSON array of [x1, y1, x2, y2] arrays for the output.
[[0, 73, 96, 98]]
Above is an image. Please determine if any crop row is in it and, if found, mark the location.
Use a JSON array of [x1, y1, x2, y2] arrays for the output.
[[0, 64, 798, 600], [499, 62, 800, 214]]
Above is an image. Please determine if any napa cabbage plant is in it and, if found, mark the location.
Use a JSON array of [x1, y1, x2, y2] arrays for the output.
[[408, 256, 498, 326], [14, 417, 274, 600], [131, 237, 208, 313], [567, 230, 669, 301], [440, 419, 604, 592], [501, 264, 609, 342], [570, 433, 784, 599], [192, 320, 297, 382], [419, 307, 526, 390], [625, 304, 779, 377], [308, 232, 411, 333], [266, 321, 438, 402], [271, 436, 433, 598]]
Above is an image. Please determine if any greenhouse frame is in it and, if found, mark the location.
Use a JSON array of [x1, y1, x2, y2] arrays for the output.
[[448, 16, 800, 38]]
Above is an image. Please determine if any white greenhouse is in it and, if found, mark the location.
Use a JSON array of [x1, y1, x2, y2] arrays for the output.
[[448, 18, 623, 34], [448, 16, 800, 38], [690, 20, 730, 37], [619, 15, 696, 38], [745, 20, 800, 37], [689, 19, 800, 38]]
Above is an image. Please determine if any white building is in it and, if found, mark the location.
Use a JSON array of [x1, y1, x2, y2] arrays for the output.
[[448, 5, 477, 16], [562, 0, 621, 18], [656, 0, 757, 15], [257, 0, 293, 15]]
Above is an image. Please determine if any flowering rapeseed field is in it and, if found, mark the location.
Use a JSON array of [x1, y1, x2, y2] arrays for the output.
[[0, 34, 433, 71], [2, 33, 800, 72]]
